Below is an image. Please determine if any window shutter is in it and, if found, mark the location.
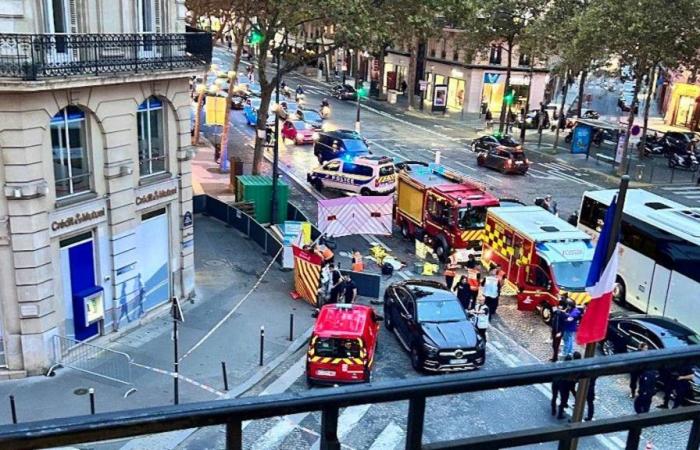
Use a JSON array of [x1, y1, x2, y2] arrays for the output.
[[68, 0, 79, 33], [154, 0, 162, 33]]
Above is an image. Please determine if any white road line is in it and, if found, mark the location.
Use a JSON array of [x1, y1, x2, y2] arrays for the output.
[[368, 422, 404, 450], [452, 161, 478, 172], [661, 186, 700, 191]]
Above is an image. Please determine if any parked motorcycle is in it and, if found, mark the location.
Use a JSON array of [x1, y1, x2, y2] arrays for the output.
[[638, 135, 665, 158], [320, 104, 331, 119], [668, 150, 699, 171]]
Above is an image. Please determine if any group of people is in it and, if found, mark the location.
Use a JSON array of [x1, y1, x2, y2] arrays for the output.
[[551, 351, 596, 421], [443, 251, 505, 342], [306, 237, 361, 310], [549, 295, 581, 362]]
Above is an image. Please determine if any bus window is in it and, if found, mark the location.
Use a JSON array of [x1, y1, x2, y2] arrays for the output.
[[579, 197, 607, 231]]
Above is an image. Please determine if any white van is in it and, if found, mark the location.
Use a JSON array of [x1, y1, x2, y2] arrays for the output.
[[307, 155, 396, 196]]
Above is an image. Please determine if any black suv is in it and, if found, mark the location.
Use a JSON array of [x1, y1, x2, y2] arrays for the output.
[[384, 280, 485, 372], [313, 130, 370, 163]]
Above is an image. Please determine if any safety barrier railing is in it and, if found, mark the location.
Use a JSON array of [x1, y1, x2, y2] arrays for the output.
[[5, 346, 698, 450], [47, 335, 137, 398]]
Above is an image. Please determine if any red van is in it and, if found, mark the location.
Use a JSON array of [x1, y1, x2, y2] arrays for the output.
[[306, 304, 381, 385]]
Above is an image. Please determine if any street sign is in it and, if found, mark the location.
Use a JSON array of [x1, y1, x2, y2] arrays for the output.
[[171, 297, 184, 322], [419, 80, 428, 91], [630, 124, 641, 137], [183, 212, 193, 228], [615, 131, 627, 163]]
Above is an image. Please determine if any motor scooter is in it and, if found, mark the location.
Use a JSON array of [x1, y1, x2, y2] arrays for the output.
[[668, 150, 699, 171]]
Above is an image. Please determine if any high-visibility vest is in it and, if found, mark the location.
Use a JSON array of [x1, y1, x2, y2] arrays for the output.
[[467, 269, 480, 290], [320, 246, 334, 261], [351, 252, 364, 272]]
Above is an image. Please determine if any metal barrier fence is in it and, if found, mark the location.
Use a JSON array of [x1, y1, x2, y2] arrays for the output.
[[4, 346, 699, 450], [47, 335, 137, 398]]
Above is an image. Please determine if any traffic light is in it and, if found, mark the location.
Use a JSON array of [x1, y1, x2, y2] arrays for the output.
[[357, 86, 368, 98], [504, 89, 515, 106], [248, 28, 263, 45]]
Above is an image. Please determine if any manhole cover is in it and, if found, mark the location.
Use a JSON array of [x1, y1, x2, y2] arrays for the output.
[[204, 259, 228, 267], [74, 388, 89, 396]]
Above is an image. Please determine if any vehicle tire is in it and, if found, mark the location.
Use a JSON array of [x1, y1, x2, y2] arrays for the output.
[[539, 302, 553, 325], [600, 339, 616, 356], [500, 165, 508, 175], [476, 156, 485, 166], [612, 278, 626, 306], [306, 376, 315, 388], [410, 345, 423, 372], [313, 179, 324, 192], [692, 162, 699, 172], [384, 306, 394, 331], [360, 187, 371, 196], [363, 367, 372, 383], [400, 221, 412, 240], [434, 237, 449, 262], [471, 142, 477, 152]]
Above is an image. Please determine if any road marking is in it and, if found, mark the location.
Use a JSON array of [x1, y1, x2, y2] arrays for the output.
[[130, 361, 225, 397], [528, 168, 559, 180], [452, 161, 477, 172], [309, 404, 373, 450], [368, 422, 404, 450]]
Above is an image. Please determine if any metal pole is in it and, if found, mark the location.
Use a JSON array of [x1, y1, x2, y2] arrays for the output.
[[520, 68, 533, 145], [174, 318, 179, 405], [270, 52, 281, 225], [89, 388, 95, 415], [289, 312, 294, 341], [355, 88, 361, 133], [9, 395, 17, 424], [221, 361, 229, 391], [259, 326, 265, 366], [569, 175, 629, 450]]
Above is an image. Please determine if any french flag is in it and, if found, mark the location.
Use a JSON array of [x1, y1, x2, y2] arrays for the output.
[[576, 197, 620, 345]]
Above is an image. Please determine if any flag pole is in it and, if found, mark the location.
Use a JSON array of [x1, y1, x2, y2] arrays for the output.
[[569, 175, 629, 449]]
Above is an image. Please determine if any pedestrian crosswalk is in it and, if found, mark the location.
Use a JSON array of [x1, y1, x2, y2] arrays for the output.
[[660, 185, 700, 204]]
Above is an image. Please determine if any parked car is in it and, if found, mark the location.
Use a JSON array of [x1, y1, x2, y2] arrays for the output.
[[384, 279, 485, 372], [313, 129, 370, 163], [601, 314, 699, 405], [281, 120, 317, 145], [230, 95, 246, 110], [306, 303, 381, 385], [470, 135, 521, 153], [296, 108, 324, 130], [307, 155, 396, 195], [476, 146, 530, 174], [243, 98, 276, 127], [331, 84, 357, 100]]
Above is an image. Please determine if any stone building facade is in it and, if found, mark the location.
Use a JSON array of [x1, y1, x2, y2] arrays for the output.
[[0, 0, 207, 376]]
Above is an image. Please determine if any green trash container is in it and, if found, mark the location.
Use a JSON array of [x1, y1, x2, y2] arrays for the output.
[[236, 175, 289, 224]]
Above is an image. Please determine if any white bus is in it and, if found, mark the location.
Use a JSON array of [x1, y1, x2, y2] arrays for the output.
[[578, 189, 700, 333]]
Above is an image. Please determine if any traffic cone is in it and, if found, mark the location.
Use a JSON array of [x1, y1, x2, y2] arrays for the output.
[[645, 440, 653, 450]]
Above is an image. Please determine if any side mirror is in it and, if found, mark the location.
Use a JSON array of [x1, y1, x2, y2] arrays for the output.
[[374, 315, 384, 322]]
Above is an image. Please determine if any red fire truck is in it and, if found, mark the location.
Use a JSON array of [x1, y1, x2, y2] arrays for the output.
[[481, 206, 595, 323], [395, 163, 500, 261]]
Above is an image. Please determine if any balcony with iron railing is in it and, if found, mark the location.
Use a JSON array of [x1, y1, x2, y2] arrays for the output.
[[0, 346, 698, 450], [0, 32, 212, 82]]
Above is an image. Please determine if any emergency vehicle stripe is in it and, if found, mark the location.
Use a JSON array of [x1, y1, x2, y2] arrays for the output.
[[294, 255, 321, 306], [561, 291, 592, 305], [460, 229, 485, 243], [483, 220, 531, 265], [308, 356, 364, 365]]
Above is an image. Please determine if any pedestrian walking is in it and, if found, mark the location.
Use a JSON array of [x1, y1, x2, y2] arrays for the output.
[[562, 300, 580, 357], [485, 109, 493, 129], [444, 248, 458, 291], [634, 368, 658, 414], [455, 276, 471, 310], [328, 263, 344, 304], [226, 34, 232, 52], [466, 253, 478, 269], [342, 276, 357, 304], [470, 295, 490, 342], [629, 342, 649, 397], [572, 352, 596, 420], [351, 249, 364, 272], [551, 354, 575, 419], [400, 80, 408, 94], [550, 298, 566, 362], [319, 262, 332, 307], [657, 368, 674, 409], [481, 267, 500, 317], [672, 363, 695, 408]]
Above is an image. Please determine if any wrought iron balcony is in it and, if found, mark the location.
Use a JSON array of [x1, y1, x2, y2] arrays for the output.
[[0, 346, 698, 449], [0, 32, 212, 81]]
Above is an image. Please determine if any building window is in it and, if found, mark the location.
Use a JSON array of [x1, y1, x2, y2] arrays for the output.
[[51, 106, 91, 198], [489, 45, 502, 65], [519, 53, 530, 66], [453, 50, 459, 62], [137, 97, 166, 177]]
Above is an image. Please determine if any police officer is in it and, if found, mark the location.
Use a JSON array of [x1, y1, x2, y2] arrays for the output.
[[551, 354, 575, 419], [550, 298, 567, 362], [672, 363, 695, 408], [634, 368, 658, 414], [629, 342, 649, 398]]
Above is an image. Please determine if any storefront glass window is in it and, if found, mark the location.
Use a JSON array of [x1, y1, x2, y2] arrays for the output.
[[482, 82, 505, 113], [51, 106, 91, 198], [137, 97, 166, 177], [447, 78, 465, 110]]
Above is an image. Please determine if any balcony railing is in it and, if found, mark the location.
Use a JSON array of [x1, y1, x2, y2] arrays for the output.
[[0, 32, 212, 81], [0, 347, 698, 449]]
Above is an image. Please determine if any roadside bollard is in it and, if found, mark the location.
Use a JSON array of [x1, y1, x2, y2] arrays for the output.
[[435, 150, 441, 165], [289, 312, 294, 341], [221, 361, 229, 391], [259, 326, 265, 366], [9, 395, 17, 424], [89, 388, 95, 415]]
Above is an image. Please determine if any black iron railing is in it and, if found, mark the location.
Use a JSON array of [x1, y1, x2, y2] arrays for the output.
[[0, 347, 698, 449], [0, 32, 212, 81]]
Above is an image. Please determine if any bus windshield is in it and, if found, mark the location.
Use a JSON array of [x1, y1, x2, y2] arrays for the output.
[[551, 260, 592, 290], [458, 207, 487, 230], [314, 338, 361, 358]]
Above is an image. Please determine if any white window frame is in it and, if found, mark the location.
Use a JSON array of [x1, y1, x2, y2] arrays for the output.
[[52, 108, 92, 198], [137, 99, 167, 177]]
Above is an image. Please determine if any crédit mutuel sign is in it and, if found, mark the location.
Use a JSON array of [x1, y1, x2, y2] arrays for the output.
[[51, 209, 105, 232], [135, 187, 177, 206], [49, 198, 108, 237], [134, 179, 179, 211]]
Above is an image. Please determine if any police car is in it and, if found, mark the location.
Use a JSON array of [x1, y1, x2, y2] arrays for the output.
[[307, 155, 397, 196]]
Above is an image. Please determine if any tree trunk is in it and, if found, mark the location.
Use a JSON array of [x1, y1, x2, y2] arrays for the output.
[[617, 74, 643, 176], [218, 31, 246, 172], [553, 71, 569, 151], [377, 46, 387, 100], [252, 39, 272, 175], [192, 67, 209, 145], [498, 42, 513, 134], [639, 64, 657, 157], [407, 36, 419, 110], [576, 70, 587, 118]]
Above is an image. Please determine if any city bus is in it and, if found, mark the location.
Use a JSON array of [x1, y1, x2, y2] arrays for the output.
[[578, 189, 700, 333]]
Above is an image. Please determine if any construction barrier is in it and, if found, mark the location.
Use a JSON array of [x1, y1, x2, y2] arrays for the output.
[[341, 270, 381, 299]]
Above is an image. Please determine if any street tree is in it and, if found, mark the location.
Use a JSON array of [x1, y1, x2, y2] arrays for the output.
[[450, 0, 548, 134], [576, 0, 700, 175], [245, 0, 389, 174]]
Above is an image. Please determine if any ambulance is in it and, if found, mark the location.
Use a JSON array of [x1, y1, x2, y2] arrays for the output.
[[481, 206, 595, 323]]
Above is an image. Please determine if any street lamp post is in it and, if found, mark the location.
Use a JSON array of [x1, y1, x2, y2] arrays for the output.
[[520, 66, 533, 144], [355, 87, 361, 133], [270, 51, 281, 225]]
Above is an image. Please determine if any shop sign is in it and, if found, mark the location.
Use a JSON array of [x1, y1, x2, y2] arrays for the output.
[[484, 73, 501, 84], [49, 199, 107, 237], [135, 179, 179, 210]]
